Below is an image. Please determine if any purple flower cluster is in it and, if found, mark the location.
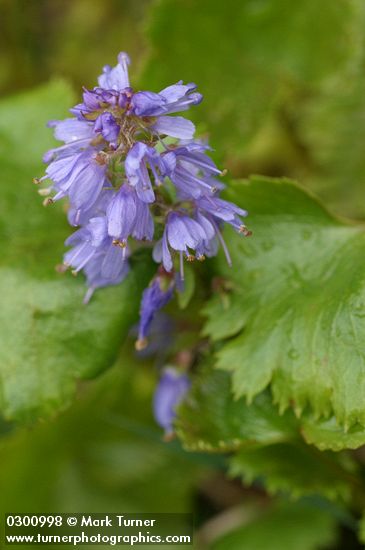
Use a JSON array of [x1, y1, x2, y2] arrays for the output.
[[37, 52, 250, 347]]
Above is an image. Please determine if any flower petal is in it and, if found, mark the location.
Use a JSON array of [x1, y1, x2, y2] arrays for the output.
[[152, 116, 195, 139], [50, 118, 94, 143], [97, 52, 130, 90]]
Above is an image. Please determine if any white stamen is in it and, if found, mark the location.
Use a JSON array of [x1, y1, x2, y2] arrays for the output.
[[211, 219, 232, 267], [179, 251, 185, 281]]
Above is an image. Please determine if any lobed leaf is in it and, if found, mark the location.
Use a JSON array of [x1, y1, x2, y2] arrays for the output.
[[230, 443, 353, 502], [177, 366, 359, 500], [301, 417, 365, 452], [176, 367, 297, 453], [204, 177, 365, 429]]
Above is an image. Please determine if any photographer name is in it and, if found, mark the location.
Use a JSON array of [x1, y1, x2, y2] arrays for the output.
[[80, 515, 156, 528]]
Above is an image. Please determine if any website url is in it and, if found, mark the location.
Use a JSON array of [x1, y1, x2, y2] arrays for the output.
[[5, 531, 191, 546]]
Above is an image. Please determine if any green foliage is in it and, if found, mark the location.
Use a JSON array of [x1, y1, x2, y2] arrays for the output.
[[177, 366, 359, 502], [0, 80, 73, 165], [230, 444, 353, 502], [211, 501, 338, 550], [0, 0, 150, 94], [0, 82, 153, 422], [0, 353, 200, 549], [176, 367, 297, 452], [296, 41, 365, 218], [142, 0, 360, 157], [301, 417, 365, 452], [143, 0, 365, 224], [203, 176, 365, 430], [3, 2, 365, 543]]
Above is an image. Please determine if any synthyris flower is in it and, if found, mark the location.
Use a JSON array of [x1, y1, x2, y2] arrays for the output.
[[162, 142, 225, 199], [136, 272, 175, 350], [106, 184, 154, 245], [36, 51, 250, 341], [63, 216, 130, 303], [124, 143, 163, 203], [94, 112, 120, 143], [153, 368, 191, 437], [153, 212, 208, 275]]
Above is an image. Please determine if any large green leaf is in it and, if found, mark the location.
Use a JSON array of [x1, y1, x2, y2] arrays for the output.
[[176, 367, 297, 453], [0, 82, 153, 421], [230, 443, 353, 502], [211, 502, 338, 550], [142, 0, 359, 156], [203, 176, 365, 429], [177, 367, 359, 500]]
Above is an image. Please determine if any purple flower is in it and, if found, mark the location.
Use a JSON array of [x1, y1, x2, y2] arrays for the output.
[[153, 368, 190, 436], [82, 243, 130, 304], [37, 50, 251, 316], [39, 52, 205, 220], [158, 82, 203, 113], [125, 142, 163, 203], [98, 52, 131, 91], [193, 200, 250, 266], [193, 211, 217, 258], [106, 184, 154, 244], [67, 189, 114, 227], [70, 87, 131, 119], [136, 273, 175, 350], [152, 116, 195, 140], [48, 118, 94, 144], [132, 197, 155, 241], [162, 143, 224, 199], [131, 90, 197, 139], [153, 212, 208, 276], [131, 82, 202, 117], [69, 55, 200, 144], [130, 91, 166, 116], [41, 118, 95, 168], [132, 313, 175, 358], [94, 112, 120, 143], [197, 195, 249, 232], [63, 216, 129, 303], [106, 185, 137, 242], [44, 149, 109, 214]]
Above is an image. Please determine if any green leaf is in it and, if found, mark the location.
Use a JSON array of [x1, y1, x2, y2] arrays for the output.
[[143, 0, 359, 155], [211, 501, 338, 550], [0, 82, 153, 422], [176, 365, 358, 500], [301, 417, 365, 452], [0, 352, 203, 520], [230, 443, 353, 502], [176, 367, 297, 452], [204, 176, 365, 429]]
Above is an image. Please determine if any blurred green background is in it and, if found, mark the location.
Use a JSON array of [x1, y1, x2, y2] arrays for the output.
[[1, 0, 365, 548]]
